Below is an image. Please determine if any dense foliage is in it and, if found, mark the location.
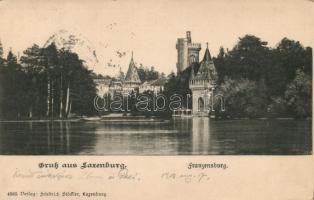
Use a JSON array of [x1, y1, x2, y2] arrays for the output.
[[137, 64, 164, 82], [0, 42, 97, 120]]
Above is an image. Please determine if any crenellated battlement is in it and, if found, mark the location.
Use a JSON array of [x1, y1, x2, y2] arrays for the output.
[[188, 43, 201, 49]]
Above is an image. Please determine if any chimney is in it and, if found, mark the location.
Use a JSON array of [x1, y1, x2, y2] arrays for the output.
[[186, 31, 191, 43]]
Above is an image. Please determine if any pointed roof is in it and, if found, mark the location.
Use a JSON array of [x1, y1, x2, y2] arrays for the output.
[[203, 43, 212, 61], [193, 43, 217, 81], [124, 52, 141, 83]]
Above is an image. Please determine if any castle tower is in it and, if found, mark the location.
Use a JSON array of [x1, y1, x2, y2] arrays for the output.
[[189, 44, 217, 116], [176, 31, 201, 73]]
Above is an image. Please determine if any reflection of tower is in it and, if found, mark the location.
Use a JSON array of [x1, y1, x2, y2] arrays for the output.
[[189, 44, 217, 116], [176, 31, 201, 73], [192, 117, 210, 154]]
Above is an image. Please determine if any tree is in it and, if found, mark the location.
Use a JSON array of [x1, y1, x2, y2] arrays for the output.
[[213, 47, 226, 84], [0, 40, 4, 119], [267, 38, 309, 97], [217, 78, 267, 118], [20, 44, 46, 118], [163, 64, 197, 114], [19, 44, 98, 119], [284, 69, 312, 118], [58, 49, 97, 117], [42, 43, 59, 118], [0, 40, 3, 59], [3, 51, 26, 119], [225, 35, 271, 81], [137, 64, 160, 82]]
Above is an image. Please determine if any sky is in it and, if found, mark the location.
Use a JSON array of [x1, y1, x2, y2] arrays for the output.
[[0, 0, 313, 76]]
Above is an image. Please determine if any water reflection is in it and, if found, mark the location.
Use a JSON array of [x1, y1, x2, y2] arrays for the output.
[[0, 118, 311, 155], [0, 121, 96, 155], [192, 118, 210, 155], [91, 121, 181, 155]]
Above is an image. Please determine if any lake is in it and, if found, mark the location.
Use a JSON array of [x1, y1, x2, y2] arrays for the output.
[[0, 118, 311, 155]]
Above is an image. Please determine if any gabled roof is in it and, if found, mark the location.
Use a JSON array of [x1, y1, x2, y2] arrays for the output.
[[150, 77, 167, 86], [140, 77, 167, 87], [124, 53, 141, 83], [140, 81, 150, 86], [94, 78, 111, 85]]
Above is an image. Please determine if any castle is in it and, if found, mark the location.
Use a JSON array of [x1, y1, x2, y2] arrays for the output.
[[176, 31, 217, 116], [176, 31, 201, 73], [95, 31, 218, 117]]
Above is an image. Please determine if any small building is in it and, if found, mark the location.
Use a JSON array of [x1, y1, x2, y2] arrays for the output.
[[139, 77, 167, 94]]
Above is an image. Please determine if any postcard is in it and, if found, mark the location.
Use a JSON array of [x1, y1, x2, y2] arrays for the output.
[[0, 0, 313, 199]]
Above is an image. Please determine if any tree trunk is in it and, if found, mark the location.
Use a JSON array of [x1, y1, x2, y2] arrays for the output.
[[29, 105, 33, 119], [51, 80, 54, 119], [46, 76, 51, 117], [59, 72, 63, 118], [65, 81, 70, 118], [68, 100, 72, 117]]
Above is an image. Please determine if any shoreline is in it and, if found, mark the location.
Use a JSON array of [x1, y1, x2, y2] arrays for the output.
[[0, 117, 311, 123]]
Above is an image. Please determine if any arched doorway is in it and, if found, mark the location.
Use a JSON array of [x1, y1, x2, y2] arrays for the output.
[[198, 97, 205, 112]]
